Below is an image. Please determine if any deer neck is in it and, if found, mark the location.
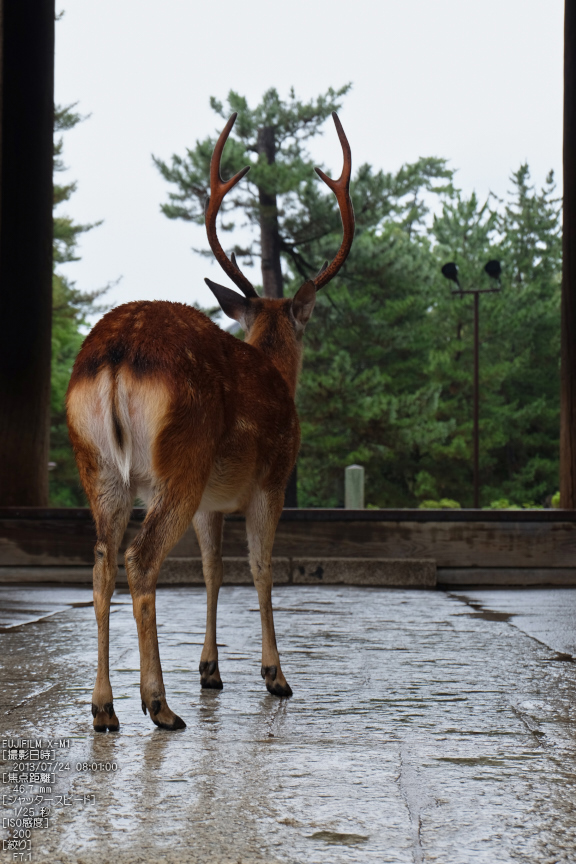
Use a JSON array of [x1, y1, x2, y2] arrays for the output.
[[246, 324, 303, 400]]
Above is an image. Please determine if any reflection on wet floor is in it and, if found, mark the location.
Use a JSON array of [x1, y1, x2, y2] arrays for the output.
[[1, 584, 576, 863]]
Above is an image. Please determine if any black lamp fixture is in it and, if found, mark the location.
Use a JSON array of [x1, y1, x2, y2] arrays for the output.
[[484, 259, 502, 282], [441, 261, 461, 290]]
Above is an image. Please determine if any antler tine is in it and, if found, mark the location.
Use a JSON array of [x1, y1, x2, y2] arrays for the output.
[[312, 112, 355, 291], [205, 113, 258, 298]]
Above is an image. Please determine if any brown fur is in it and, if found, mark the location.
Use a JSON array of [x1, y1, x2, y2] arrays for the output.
[[67, 293, 311, 731], [69, 300, 300, 498]]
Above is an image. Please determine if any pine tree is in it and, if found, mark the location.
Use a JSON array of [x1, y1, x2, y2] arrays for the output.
[[156, 90, 561, 509], [292, 159, 454, 506], [50, 105, 109, 505], [153, 86, 351, 297], [419, 191, 499, 504], [486, 167, 561, 504], [423, 170, 561, 507]]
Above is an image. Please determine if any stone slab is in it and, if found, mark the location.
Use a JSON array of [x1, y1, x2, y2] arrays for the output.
[[0, 566, 96, 583], [291, 557, 436, 587], [0, 558, 436, 587], [6, 562, 576, 588], [438, 567, 576, 587], [158, 557, 292, 585]]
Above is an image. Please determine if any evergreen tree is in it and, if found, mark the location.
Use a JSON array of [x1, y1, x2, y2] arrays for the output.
[[418, 191, 499, 504], [153, 86, 351, 297], [292, 159, 454, 506], [155, 87, 455, 506], [50, 104, 108, 505], [423, 170, 561, 507], [156, 88, 561, 508], [483, 167, 561, 504]]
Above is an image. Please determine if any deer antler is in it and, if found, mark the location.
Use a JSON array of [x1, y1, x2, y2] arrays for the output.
[[312, 113, 355, 291], [205, 114, 258, 298]]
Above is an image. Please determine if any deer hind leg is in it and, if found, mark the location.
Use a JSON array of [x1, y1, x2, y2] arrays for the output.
[[90, 475, 133, 733], [125, 488, 202, 730], [193, 511, 224, 690], [245, 489, 292, 698]]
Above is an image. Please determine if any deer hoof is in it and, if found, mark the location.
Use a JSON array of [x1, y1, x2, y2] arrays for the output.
[[266, 680, 293, 698], [91, 702, 120, 732], [261, 665, 293, 698], [144, 696, 186, 731], [199, 660, 223, 690]]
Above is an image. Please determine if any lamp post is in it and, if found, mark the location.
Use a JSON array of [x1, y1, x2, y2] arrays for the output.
[[441, 261, 502, 508]]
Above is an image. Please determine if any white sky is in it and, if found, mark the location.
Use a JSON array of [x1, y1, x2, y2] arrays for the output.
[[54, 0, 564, 321]]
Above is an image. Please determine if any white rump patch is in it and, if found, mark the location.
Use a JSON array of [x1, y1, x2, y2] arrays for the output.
[[69, 369, 169, 490]]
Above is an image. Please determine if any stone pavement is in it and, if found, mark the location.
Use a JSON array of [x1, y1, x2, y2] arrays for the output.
[[1, 584, 576, 863]]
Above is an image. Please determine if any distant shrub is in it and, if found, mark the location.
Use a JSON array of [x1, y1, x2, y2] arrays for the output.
[[419, 498, 461, 510], [485, 499, 544, 510]]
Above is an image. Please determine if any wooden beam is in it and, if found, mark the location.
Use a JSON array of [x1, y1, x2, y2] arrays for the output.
[[0, 0, 55, 505], [561, 0, 576, 506]]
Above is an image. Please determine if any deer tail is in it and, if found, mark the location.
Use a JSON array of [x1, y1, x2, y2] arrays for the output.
[[107, 372, 132, 486]]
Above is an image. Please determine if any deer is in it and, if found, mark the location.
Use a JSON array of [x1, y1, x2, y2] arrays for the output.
[[66, 112, 354, 732]]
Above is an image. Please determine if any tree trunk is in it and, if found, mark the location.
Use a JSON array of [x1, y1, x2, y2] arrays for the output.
[[0, 0, 54, 505], [257, 126, 297, 503], [561, 0, 576, 507], [256, 126, 283, 298]]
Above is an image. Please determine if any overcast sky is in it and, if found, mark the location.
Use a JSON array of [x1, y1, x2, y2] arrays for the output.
[[54, 0, 564, 321]]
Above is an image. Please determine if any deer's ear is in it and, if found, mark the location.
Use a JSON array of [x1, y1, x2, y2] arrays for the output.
[[292, 280, 316, 330], [205, 278, 251, 326]]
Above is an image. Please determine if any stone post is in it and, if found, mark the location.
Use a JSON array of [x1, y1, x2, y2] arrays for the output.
[[345, 465, 365, 509]]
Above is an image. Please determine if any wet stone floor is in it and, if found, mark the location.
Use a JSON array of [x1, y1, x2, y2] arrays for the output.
[[1, 584, 576, 863]]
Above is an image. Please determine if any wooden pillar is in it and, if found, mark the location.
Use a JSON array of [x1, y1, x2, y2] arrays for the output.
[[561, 0, 576, 507], [0, 0, 54, 505]]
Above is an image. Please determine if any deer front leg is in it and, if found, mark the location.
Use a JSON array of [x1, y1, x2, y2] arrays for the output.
[[193, 511, 224, 690], [246, 491, 292, 698]]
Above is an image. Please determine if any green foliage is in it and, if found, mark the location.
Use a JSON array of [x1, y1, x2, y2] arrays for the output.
[[484, 499, 542, 510], [157, 87, 561, 509], [297, 164, 561, 507], [153, 86, 351, 279], [425, 168, 561, 506], [287, 147, 455, 506], [50, 105, 109, 506], [485, 499, 523, 510], [419, 499, 461, 510], [294, 218, 450, 507]]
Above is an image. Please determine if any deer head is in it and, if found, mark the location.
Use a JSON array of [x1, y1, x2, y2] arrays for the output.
[[203, 111, 355, 384]]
